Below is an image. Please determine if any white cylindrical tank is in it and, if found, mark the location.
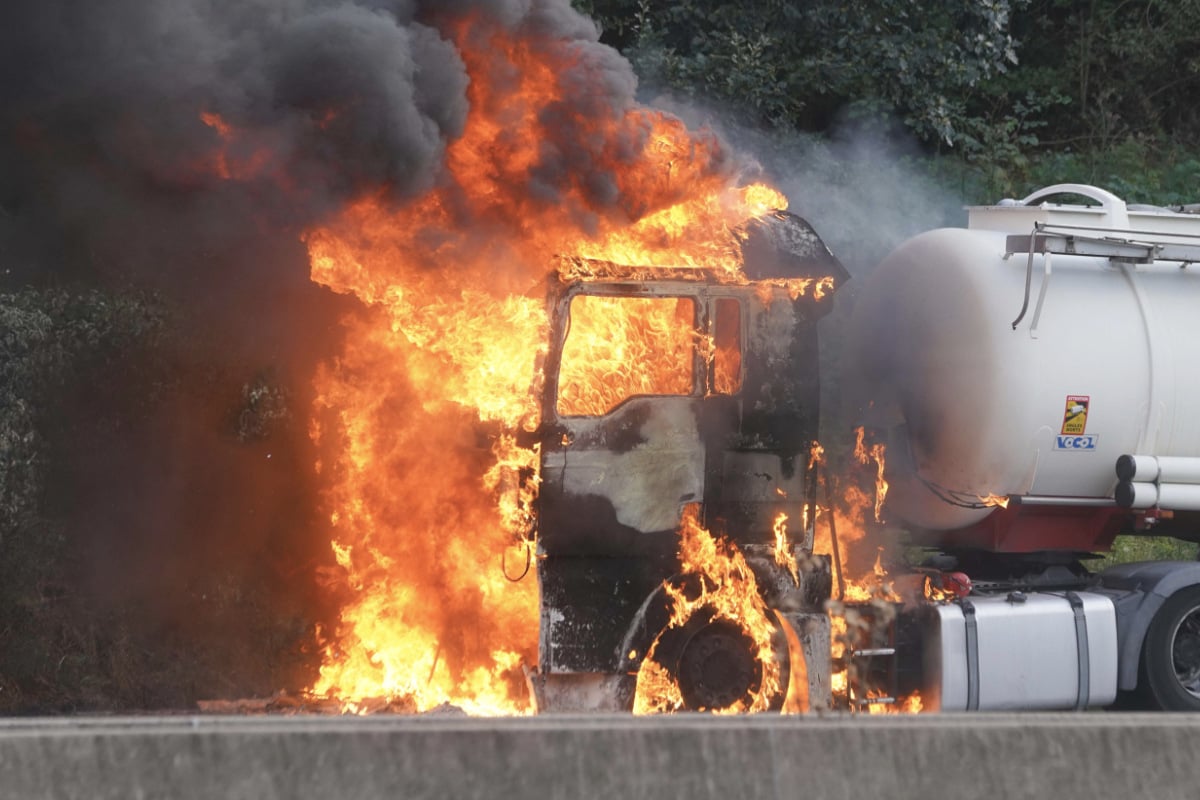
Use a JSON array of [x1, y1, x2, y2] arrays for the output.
[[846, 185, 1200, 533]]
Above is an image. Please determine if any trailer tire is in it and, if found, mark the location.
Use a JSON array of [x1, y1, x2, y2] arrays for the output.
[[1140, 586, 1200, 711]]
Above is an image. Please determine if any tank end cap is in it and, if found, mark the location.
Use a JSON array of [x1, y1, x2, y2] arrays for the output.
[[1115, 480, 1158, 509], [1115, 454, 1138, 482]]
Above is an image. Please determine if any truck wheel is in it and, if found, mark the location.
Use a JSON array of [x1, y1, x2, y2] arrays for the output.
[[1140, 586, 1200, 711]]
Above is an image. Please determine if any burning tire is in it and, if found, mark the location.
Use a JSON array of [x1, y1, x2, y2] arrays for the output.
[[1139, 586, 1200, 711], [635, 607, 785, 713]]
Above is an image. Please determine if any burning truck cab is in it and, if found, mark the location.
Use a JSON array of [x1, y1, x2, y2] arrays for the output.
[[529, 211, 848, 712]]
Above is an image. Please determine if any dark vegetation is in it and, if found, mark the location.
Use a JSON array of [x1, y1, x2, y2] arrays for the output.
[[579, 0, 1200, 204], [1, 0, 1197, 710], [0, 288, 329, 711]]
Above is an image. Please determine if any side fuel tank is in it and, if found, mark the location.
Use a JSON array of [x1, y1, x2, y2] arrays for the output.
[[847, 185, 1200, 543], [929, 592, 1118, 710]]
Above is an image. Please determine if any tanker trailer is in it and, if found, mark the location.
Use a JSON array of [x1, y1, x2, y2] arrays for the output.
[[849, 184, 1200, 710]]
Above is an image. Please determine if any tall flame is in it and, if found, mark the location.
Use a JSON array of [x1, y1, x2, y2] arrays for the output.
[[854, 426, 888, 523], [813, 436, 925, 713], [298, 20, 787, 713], [772, 511, 799, 585]]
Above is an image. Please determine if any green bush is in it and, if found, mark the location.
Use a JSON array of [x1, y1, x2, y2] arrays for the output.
[[1088, 536, 1199, 571]]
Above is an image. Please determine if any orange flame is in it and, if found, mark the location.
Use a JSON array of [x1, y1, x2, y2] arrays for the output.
[[199, 111, 232, 138], [923, 576, 957, 603], [200, 111, 274, 181], [556, 295, 695, 417], [572, 185, 788, 274], [196, 11, 851, 717], [853, 426, 888, 523], [979, 493, 1010, 509], [815, 433, 924, 714], [773, 512, 799, 585]]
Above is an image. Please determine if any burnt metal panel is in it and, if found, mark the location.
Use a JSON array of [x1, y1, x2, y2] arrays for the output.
[[702, 288, 822, 547], [538, 554, 675, 673], [739, 210, 849, 282]]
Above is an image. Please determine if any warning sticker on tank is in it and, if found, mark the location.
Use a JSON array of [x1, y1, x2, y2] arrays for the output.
[[1060, 395, 1090, 434]]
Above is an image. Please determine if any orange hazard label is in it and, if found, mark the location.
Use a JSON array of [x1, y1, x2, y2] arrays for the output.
[[1061, 395, 1090, 435]]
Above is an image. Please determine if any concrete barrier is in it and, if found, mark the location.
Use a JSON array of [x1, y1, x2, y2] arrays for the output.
[[0, 713, 1196, 800]]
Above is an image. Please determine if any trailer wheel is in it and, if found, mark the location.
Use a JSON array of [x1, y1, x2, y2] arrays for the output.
[[1140, 586, 1200, 711]]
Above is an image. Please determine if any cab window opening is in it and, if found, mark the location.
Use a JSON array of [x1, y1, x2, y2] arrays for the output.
[[556, 294, 696, 417], [712, 297, 742, 395]]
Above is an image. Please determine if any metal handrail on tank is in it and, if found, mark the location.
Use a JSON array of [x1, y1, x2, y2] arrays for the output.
[[1018, 183, 1129, 218], [1012, 222, 1200, 260], [1008, 221, 1200, 330]]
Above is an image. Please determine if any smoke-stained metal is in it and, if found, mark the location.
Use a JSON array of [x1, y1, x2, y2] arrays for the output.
[[532, 213, 845, 711]]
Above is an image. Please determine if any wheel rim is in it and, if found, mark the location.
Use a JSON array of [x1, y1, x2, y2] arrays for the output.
[[1169, 604, 1200, 698], [676, 620, 760, 711]]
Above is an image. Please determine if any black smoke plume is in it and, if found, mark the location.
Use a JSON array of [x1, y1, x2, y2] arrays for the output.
[[0, 0, 657, 709]]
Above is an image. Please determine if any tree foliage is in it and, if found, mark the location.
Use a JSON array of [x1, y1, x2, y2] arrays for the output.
[[920, 0, 1200, 200], [1009, 0, 1200, 150], [578, 0, 1200, 204], [0, 287, 164, 709], [578, 0, 1023, 143]]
